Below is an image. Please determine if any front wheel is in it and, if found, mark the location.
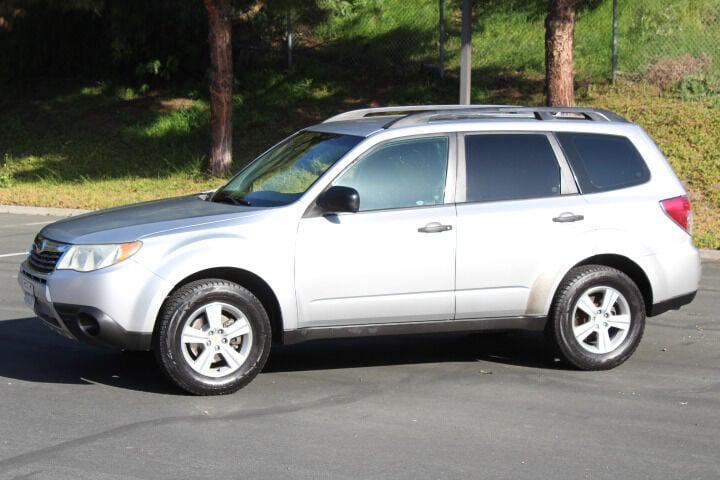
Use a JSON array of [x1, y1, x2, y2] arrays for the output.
[[547, 265, 646, 370], [153, 279, 272, 395]]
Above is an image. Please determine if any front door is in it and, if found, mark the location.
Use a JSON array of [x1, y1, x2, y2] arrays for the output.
[[295, 135, 457, 327]]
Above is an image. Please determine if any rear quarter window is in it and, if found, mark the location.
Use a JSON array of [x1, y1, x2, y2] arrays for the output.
[[556, 133, 650, 193]]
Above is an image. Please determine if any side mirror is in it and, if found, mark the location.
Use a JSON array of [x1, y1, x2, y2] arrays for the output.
[[317, 186, 360, 214]]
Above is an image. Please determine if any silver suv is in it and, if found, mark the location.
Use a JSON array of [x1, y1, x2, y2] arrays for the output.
[[19, 105, 701, 395]]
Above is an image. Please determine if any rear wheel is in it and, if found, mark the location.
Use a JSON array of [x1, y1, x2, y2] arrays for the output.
[[548, 265, 645, 370], [154, 279, 271, 395]]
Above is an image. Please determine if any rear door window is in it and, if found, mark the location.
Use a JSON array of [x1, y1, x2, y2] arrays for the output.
[[463, 133, 561, 203], [556, 133, 650, 193]]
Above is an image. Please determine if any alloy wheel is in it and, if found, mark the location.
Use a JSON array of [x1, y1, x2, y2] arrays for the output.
[[571, 286, 631, 355], [180, 302, 253, 378]]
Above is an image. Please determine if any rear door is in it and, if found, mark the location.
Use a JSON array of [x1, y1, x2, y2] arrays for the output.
[[454, 132, 591, 319]]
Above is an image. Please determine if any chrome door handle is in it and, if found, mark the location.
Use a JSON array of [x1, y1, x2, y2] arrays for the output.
[[553, 212, 585, 223], [418, 222, 452, 233]]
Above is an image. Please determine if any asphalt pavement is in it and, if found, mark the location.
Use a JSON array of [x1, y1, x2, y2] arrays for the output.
[[0, 212, 718, 480]]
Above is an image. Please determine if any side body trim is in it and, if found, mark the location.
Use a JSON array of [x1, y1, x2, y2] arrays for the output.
[[282, 316, 546, 345]]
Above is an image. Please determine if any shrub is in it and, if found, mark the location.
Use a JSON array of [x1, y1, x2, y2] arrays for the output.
[[0, 169, 13, 188], [674, 75, 719, 101], [646, 54, 713, 89]]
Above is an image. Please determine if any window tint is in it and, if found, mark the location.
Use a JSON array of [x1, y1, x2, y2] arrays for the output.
[[334, 137, 449, 211], [464, 134, 561, 203], [556, 133, 649, 193]]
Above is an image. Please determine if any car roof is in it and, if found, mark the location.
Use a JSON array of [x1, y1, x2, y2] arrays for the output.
[[306, 116, 399, 137], [306, 105, 630, 138]]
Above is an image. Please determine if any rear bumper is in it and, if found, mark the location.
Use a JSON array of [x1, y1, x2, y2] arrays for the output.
[[638, 244, 701, 308], [648, 290, 697, 317]]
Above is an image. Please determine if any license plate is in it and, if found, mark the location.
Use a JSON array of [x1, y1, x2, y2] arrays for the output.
[[21, 279, 35, 309], [24, 293, 35, 309]]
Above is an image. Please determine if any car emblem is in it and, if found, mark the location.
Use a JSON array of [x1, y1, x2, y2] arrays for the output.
[[33, 237, 46, 254], [33, 236, 68, 255]]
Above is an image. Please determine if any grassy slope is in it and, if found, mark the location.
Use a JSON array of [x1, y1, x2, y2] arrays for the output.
[[586, 83, 720, 249], [318, 0, 720, 78], [1, 73, 718, 248], [0, 0, 718, 247]]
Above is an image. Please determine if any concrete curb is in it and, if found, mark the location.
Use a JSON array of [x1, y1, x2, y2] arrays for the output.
[[0, 205, 90, 217], [701, 248, 720, 262], [1, 203, 719, 261]]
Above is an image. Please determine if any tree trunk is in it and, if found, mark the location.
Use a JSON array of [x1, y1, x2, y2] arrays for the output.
[[545, 0, 576, 107], [205, 0, 233, 176]]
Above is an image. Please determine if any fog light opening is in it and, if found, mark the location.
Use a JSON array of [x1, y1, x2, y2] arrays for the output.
[[77, 312, 100, 336]]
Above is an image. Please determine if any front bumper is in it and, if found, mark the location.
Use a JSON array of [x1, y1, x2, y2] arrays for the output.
[[18, 260, 164, 350]]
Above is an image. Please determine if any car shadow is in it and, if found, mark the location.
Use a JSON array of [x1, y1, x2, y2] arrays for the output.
[[0, 317, 177, 395], [265, 330, 566, 373], [0, 317, 568, 395]]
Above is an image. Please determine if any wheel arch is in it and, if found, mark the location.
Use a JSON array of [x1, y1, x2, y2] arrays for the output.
[[572, 254, 653, 314], [159, 267, 284, 345]]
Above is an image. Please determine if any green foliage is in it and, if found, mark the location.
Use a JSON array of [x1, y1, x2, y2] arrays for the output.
[[1, 72, 718, 248], [2, 0, 718, 84], [0, 156, 13, 188], [1, 0, 207, 84], [620, 0, 720, 76], [309, 0, 719, 81], [675, 75, 720, 101], [0, 0, 718, 248]]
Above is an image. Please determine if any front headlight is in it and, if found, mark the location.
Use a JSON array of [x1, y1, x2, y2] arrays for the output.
[[56, 241, 142, 272]]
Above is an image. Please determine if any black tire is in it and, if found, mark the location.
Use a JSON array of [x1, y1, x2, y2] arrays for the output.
[[547, 265, 645, 370], [153, 279, 272, 395]]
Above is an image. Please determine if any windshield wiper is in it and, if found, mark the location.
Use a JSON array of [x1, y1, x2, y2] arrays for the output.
[[211, 191, 252, 206]]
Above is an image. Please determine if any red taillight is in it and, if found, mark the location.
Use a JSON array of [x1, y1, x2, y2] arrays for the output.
[[660, 195, 692, 232]]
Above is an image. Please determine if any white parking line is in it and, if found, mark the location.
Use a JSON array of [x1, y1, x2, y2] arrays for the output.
[[0, 252, 27, 258], [24, 221, 54, 226], [0, 220, 53, 228], [0, 305, 31, 313]]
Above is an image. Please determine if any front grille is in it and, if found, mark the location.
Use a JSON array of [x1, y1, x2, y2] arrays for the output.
[[28, 250, 62, 273], [27, 235, 69, 274]]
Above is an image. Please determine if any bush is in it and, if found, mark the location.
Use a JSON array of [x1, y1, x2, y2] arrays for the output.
[[646, 54, 713, 89], [674, 75, 720, 101]]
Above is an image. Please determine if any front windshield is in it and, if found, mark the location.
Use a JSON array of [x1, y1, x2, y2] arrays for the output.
[[213, 131, 362, 207]]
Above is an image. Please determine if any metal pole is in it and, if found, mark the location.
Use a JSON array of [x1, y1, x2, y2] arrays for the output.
[[611, 0, 618, 82], [459, 0, 472, 104], [439, 0, 445, 79], [287, 9, 293, 68]]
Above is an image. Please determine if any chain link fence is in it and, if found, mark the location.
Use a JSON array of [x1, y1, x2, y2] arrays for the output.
[[278, 0, 719, 84], [616, 0, 720, 80], [285, 1, 443, 73], [6, 0, 715, 88]]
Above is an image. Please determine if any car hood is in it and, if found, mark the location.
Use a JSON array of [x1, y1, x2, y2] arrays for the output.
[[40, 195, 266, 244]]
